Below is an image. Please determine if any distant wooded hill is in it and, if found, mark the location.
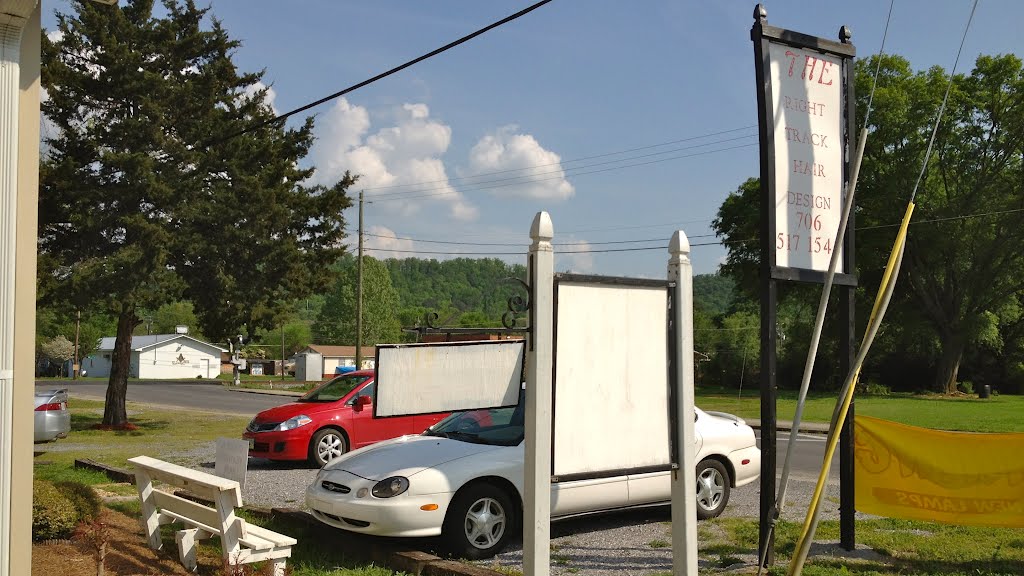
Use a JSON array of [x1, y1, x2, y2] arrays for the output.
[[383, 257, 733, 328]]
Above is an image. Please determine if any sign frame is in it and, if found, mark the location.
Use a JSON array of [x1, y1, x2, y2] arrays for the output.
[[372, 340, 525, 419], [754, 14, 857, 285], [549, 273, 674, 482]]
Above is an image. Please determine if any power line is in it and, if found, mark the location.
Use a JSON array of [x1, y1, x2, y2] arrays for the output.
[[217, 0, 554, 143], [356, 230, 717, 246], [362, 238, 743, 256], [361, 126, 756, 194], [366, 142, 758, 204], [358, 206, 1024, 257], [366, 137, 757, 201]]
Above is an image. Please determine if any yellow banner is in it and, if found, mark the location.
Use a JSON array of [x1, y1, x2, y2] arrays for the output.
[[854, 415, 1024, 527]]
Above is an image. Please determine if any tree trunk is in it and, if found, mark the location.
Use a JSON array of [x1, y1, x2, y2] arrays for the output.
[[102, 305, 139, 426], [935, 331, 966, 395]]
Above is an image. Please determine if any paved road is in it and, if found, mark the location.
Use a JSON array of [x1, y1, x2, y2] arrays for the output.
[[36, 379, 287, 416]]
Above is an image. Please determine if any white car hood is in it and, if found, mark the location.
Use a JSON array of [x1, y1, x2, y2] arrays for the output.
[[327, 435, 504, 480]]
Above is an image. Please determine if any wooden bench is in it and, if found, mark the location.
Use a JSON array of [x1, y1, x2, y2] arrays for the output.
[[128, 455, 297, 575]]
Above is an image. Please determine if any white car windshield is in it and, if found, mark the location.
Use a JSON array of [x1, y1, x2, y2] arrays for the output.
[[424, 393, 524, 447]]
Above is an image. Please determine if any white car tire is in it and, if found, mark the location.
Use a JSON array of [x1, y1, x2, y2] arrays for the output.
[[695, 458, 731, 520], [442, 482, 515, 559]]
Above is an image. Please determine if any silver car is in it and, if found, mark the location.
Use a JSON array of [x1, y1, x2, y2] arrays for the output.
[[34, 388, 70, 443]]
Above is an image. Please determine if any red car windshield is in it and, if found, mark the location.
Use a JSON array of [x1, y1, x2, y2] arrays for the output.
[[298, 374, 371, 403]]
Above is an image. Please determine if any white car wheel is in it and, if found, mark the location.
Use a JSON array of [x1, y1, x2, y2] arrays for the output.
[[443, 483, 514, 559], [695, 459, 731, 519]]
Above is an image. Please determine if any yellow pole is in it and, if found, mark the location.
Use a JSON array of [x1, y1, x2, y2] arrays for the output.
[[787, 201, 915, 576]]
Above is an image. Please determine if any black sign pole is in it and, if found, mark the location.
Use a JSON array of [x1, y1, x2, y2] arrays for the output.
[[751, 5, 778, 568], [752, 4, 860, 566], [839, 25, 857, 552]]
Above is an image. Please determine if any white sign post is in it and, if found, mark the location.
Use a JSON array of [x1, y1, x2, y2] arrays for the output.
[[668, 231, 697, 576], [524, 212, 554, 576], [770, 43, 844, 273]]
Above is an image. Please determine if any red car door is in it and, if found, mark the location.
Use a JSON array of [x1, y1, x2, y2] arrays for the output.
[[348, 382, 419, 448]]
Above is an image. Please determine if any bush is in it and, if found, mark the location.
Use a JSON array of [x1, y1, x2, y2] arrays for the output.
[[55, 481, 101, 522], [957, 381, 975, 395], [862, 381, 891, 396], [33, 479, 78, 541]]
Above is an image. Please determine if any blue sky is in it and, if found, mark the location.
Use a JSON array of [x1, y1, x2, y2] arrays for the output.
[[43, 1, 1023, 277]]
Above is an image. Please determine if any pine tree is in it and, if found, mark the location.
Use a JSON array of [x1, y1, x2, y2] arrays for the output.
[[39, 0, 353, 425]]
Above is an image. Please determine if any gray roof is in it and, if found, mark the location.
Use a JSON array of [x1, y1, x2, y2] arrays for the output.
[[96, 334, 227, 353]]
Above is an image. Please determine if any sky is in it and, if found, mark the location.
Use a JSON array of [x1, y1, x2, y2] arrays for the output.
[[42, 0, 1024, 278]]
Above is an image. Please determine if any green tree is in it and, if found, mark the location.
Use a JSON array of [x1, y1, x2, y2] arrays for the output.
[[254, 320, 313, 359], [854, 54, 1024, 393], [39, 1, 352, 425], [137, 301, 203, 339], [313, 256, 402, 346]]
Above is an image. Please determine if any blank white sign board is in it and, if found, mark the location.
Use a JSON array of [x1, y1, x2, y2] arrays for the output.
[[553, 280, 669, 477], [215, 437, 249, 489], [375, 341, 524, 417]]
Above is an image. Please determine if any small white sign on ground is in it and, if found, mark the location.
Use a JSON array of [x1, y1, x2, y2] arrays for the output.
[[214, 437, 249, 489], [553, 278, 669, 477], [375, 341, 524, 417]]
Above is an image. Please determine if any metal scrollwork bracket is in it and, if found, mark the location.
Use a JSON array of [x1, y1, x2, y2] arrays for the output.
[[502, 277, 531, 330]]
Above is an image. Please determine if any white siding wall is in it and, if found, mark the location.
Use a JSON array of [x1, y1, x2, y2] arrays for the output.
[[136, 339, 219, 379]]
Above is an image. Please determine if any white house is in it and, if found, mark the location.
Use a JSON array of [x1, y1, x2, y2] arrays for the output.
[[83, 334, 226, 379]]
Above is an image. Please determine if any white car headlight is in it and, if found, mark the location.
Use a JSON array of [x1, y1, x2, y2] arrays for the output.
[[275, 415, 313, 431], [371, 476, 409, 498]]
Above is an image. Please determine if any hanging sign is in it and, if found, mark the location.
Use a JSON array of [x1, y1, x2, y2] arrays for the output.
[[753, 14, 857, 285], [770, 44, 844, 272]]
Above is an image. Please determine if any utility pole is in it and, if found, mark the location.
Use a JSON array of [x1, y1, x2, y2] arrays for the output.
[[73, 310, 81, 379], [281, 323, 286, 382], [355, 190, 364, 370]]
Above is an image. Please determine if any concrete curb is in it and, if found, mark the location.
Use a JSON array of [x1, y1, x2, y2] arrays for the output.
[[222, 385, 304, 397], [74, 458, 136, 483]]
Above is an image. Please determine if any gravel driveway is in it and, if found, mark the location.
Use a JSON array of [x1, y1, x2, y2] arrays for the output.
[[172, 440, 876, 576]]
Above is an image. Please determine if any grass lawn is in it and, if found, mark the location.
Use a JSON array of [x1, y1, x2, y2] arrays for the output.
[[700, 517, 1024, 576], [696, 388, 1024, 432]]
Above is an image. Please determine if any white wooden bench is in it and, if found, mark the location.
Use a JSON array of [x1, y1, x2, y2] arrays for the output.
[[128, 455, 297, 575]]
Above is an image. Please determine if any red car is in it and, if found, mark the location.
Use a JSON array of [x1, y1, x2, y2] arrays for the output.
[[243, 370, 448, 467]]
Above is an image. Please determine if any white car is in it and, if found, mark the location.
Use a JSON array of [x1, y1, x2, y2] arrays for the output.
[[306, 397, 760, 559]]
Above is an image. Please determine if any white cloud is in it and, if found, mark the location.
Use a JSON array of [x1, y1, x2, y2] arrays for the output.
[[46, 30, 64, 43], [242, 81, 279, 116], [357, 225, 417, 259], [558, 239, 594, 273], [463, 126, 574, 201], [310, 99, 477, 221]]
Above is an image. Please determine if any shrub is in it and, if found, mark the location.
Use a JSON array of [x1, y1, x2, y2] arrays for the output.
[[863, 381, 891, 396], [56, 481, 102, 522], [33, 479, 78, 541], [957, 381, 974, 395]]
